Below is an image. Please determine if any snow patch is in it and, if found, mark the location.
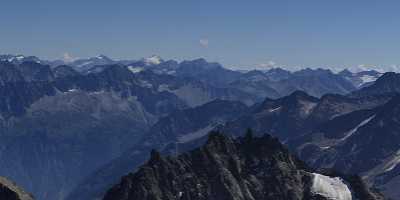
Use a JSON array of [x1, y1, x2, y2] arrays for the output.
[[139, 80, 153, 88], [268, 106, 281, 112], [95, 55, 107, 60], [177, 125, 216, 143], [364, 150, 400, 180], [384, 150, 400, 172], [299, 101, 317, 116], [77, 61, 93, 67], [166, 70, 176, 75], [340, 115, 375, 141], [145, 55, 162, 65], [16, 56, 25, 60], [360, 75, 377, 85], [89, 90, 105, 95], [320, 146, 331, 150], [157, 84, 170, 92], [66, 89, 78, 93], [127, 66, 144, 73], [311, 173, 352, 200]]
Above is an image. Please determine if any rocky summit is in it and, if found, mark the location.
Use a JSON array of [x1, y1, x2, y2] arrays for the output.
[[103, 132, 384, 200]]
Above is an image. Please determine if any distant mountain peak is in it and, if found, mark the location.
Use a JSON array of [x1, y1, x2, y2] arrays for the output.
[[350, 72, 400, 97], [339, 69, 353, 76], [376, 72, 398, 82], [0, 54, 42, 64], [180, 58, 223, 70], [144, 55, 163, 65], [290, 90, 316, 98], [283, 91, 320, 104], [95, 55, 111, 60]]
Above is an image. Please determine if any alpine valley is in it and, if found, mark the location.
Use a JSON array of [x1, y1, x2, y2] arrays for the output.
[[0, 54, 398, 200]]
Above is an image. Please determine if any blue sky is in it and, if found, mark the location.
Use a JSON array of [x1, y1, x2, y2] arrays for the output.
[[1, 0, 400, 70]]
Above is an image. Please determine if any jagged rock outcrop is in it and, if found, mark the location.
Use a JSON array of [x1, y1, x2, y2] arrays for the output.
[[0, 177, 34, 200], [103, 132, 384, 200]]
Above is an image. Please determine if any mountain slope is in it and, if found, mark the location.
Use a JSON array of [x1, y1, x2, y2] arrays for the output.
[[176, 58, 242, 87], [229, 68, 357, 101], [338, 69, 382, 88], [350, 72, 400, 97], [275, 68, 356, 97], [66, 91, 390, 200], [0, 62, 189, 200], [221, 91, 389, 141], [103, 132, 384, 200], [291, 95, 400, 199], [66, 100, 248, 200], [0, 177, 34, 200]]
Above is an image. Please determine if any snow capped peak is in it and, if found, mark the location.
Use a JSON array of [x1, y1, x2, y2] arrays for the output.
[[15, 55, 25, 60], [346, 65, 400, 73], [0, 54, 43, 64], [0, 54, 25, 62], [94, 55, 111, 60], [144, 55, 163, 65]]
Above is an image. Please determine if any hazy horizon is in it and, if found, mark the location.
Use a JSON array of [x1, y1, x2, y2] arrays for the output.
[[2, 1, 400, 72]]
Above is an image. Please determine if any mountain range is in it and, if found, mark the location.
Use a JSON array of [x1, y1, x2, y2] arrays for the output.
[[0, 53, 398, 200]]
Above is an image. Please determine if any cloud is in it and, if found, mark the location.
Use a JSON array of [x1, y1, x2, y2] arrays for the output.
[[62, 53, 77, 63], [199, 38, 209, 48]]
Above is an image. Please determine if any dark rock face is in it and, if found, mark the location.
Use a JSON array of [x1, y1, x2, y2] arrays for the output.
[[0, 82, 56, 119], [103, 133, 384, 200], [16, 62, 55, 82], [0, 177, 34, 200], [350, 72, 400, 97], [0, 61, 57, 118], [53, 65, 80, 78], [0, 185, 21, 200]]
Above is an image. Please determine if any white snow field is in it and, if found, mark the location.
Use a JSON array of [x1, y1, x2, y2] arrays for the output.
[[311, 173, 352, 200]]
